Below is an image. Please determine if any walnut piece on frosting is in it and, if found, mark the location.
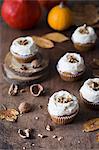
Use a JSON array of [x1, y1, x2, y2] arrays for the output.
[[67, 55, 79, 63], [88, 81, 99, 91]]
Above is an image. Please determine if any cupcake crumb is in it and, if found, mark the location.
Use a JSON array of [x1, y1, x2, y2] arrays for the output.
[[38, 134, 46, 138], [58, 136, 63, 141], [35, 117, 39, 120], [78, 140, 81, 144], [52, 135, 57, 139], [46, 125, 52, 131]]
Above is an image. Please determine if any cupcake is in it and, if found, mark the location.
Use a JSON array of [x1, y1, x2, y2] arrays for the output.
[[71, 24, 97, 51], [80, 78, 99, 109], [48, 90, 79, 124], [10, 36, 38, 63], [57, 52, 85, 81]]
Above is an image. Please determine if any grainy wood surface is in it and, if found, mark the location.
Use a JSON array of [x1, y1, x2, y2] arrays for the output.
[[0, 5, 99, 150]]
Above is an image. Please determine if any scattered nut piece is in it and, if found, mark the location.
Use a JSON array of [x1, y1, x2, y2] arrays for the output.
[[31, 143, 35, 147], [18, 129, 30, 139], [46, 125, 52, 131], [20, 89, 26, 93], [8, 84, 18, 96], [78, 140, 81, 144], [58, 136, 63, 141], [18, 102, 32, 114], [38, 134, 46, 138], [52, 135, 57, 139], [30, 84, 44, 97], [0, 109, 19, 122], [22, 147, 26, 150], [35, 117, 39, 120]]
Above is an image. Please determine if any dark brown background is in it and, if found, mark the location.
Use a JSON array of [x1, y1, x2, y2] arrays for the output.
[[0, 3, 99, 150]]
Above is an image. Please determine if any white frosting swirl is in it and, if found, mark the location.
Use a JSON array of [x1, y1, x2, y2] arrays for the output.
[[48, 90, 79, 117], [10, 36, 38, 56], [71, 24, 97, 44], [80, 78, 99, 104], [57, 53, 85, 75]]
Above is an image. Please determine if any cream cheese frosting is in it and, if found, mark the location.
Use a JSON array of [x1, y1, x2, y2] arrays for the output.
[[48, 90, 79, 117], [71, 24, 97, 44], [57, 53, 85, 75], [80, 78, 99, 103], [10, 36, 38, 56]]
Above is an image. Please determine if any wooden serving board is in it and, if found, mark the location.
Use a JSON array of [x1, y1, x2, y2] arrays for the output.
[[4, 52, 49, 77], [2, 52, 49, 85]]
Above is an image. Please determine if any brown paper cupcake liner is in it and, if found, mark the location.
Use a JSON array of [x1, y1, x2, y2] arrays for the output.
[[49, 109, 79, 125], [80, 93, 99, 110], [59, 71, 84, 81], [74, 43, 95, 52]]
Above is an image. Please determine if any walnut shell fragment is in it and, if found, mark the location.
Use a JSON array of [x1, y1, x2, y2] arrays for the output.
[[83, 118, 99, 132], [18, 129, 30, 139], [30, 84, 44, 97], [18, 102, 32, 114], [0, 109, 19, 122], [42, 32, 69, 43], [32, 36, 54, 49], [8, 83, 18, 96]]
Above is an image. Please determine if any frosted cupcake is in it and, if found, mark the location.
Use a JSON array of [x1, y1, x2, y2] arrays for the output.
[[80, 78, 99, 109], [48, 90, 79, 124], [10, 36, 38, 63], [57, 52, 85, 81], [71, 24, 97, 51]]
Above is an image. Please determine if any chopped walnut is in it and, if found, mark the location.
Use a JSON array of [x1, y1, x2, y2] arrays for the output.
[[18, 39, 28, 45], [79, 24, 89, 34], [89, 81, 99, 91], [57, 95, 73, 103], [67, 55, 79, 63]]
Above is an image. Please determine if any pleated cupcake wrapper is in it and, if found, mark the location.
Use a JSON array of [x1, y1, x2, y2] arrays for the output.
[[74, 43, 95, 52], [80, 93, 99, 110], [59, 71, 84, 81], [49, 109, 79, 125]]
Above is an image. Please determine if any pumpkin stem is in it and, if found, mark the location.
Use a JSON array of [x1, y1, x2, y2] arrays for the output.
[[59, 1, 64, 8]]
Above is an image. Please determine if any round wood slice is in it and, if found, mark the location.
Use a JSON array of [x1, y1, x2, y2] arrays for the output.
[[4, 52, 49, 77], [2, 64, 49, 86]]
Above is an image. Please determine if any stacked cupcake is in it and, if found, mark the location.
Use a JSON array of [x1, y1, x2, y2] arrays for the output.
[[3, 36, 49, 85]]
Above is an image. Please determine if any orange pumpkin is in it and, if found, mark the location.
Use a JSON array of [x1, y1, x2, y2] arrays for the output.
[[48, 2, 72, 31]]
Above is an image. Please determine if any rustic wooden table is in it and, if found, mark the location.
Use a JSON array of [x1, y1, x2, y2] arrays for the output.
[[0, 6, 99, 150]]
